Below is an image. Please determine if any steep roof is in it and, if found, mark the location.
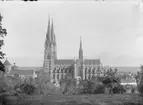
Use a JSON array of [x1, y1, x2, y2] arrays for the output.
[[55, 59, 75, 65], [11, 64, 19, 70], [3, 59, 11, 66], [8, 69, 34, 76], [54, 59, 101, 65], [84, 59, 101, 65]]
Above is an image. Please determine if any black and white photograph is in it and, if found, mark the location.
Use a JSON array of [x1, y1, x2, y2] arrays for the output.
[[0, 0, 143, 105]]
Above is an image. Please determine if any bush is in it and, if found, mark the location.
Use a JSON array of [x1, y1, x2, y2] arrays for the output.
[[60, 78, 76, 94], [137, 83, 143, 94], [79, 80, 93, 94], [92, 83, 105, 94], [78, 80, 106, 94], [112, 84, 126, 94], [14, 83, 36, 95]]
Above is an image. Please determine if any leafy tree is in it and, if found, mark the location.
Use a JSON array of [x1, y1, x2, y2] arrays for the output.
[[137, 65, 143, 95], [0, 13, 7, 72], [112, 83, 126, 94], [14, 83, 36, 95], [102, 68, 121, 94], [135, 71, 140, 85], [92, 83, 105, 94]]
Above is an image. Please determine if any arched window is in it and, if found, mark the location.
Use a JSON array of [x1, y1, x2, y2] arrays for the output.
[[57, 74, 59, 80], [85, 68, 87, 74], [61, 74, 63, 79], [66, 68, 69, 73], [88, 75, 91, 79], [57, 69, 59, 73], [61, 68, 63, 73], [92, 68, 95, 74], [64, 69, 67, 73], [88, 68, 91, 74], [53, 68, 56, 73]]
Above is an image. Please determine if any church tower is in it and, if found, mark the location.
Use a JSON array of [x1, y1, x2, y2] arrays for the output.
[[75, 37, 84, 80], [43, 17, 57, 82]]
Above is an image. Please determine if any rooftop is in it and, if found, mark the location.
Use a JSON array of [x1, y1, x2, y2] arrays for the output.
[[3, 59, 11, 66]]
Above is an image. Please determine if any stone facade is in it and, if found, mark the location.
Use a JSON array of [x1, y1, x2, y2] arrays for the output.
[[43, 18, 103, 83]]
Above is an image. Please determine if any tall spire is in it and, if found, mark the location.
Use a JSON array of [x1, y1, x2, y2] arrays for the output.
[[47, 15, 51, 40], [45, 15, 51, 49], [51, 18, 55, 44], [80, 36, 82, 50], [79, 36, 83, 60]]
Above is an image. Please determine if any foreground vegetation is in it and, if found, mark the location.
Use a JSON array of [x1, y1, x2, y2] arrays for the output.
[[16, 93, 143, 105]]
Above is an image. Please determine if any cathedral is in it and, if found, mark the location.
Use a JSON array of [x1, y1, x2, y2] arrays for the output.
[[43, 18, 103, 83]]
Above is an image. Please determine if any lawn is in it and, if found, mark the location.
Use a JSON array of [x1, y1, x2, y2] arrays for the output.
[[17, 93, 143, 105]]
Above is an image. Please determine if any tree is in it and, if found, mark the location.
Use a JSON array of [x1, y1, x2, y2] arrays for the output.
[[0, 13, 7, 72], [137, 65, 143, 95], [135, 71, 140, 85], [78, 79, 93, 94], [102, 68, 121, 94]]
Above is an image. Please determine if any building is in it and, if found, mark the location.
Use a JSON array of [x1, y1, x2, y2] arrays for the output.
[[43, 18, 103, 83], [4, 60, 37, 79]]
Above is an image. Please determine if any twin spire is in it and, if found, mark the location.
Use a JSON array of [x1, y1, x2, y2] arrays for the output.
[[45, 16, 83, 60], [45, 16, 56, 49]]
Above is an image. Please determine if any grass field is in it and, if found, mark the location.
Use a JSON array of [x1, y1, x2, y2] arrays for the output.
[[18, 93, 143, 105]]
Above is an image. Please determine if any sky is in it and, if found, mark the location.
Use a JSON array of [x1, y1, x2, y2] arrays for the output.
[[1, 0, 143, 67]]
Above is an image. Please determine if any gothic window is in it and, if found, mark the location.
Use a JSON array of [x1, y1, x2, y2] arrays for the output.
[[53, 68, 56, 73], [59, 69, 61, 73], [96, 66, 101, 74], [61, 68, 63, 73], [88, 75, 91, 79], [88, 68, 91, 74], [57, 74, 59, 80], [64, 69, 67, 73], [57, 69, 59, 73], [61, 74, 63, 79], [92, 68, 95, 74], [66, 68, 69, 73], [85, 68, 87, 74]]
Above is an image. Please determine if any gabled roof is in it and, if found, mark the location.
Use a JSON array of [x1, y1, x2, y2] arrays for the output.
[[55, 59, 75, 65], [54, 59, 101, 65], [12, 64, 19, 70], [3, 59, 11, 66], [84, 59, 101, 65], [8, 69, 34, 76]]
